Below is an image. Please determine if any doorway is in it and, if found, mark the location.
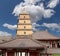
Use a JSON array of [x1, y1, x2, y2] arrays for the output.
[[7, 52, 14, 56], [30, 52, 38, 56]]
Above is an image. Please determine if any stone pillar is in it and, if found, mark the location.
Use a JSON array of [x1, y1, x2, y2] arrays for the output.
[[25, 52, 28, 56], [28, 52, 30, 56], [14, 52, 16, 56], [5, 52, 7, 56], [16, 52, 19, 56], [19, 52, 21, 56], [55, 41, 57, 48]]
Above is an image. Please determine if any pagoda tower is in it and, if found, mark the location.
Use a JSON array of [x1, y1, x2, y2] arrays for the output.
[[16, 8, 33, 37]]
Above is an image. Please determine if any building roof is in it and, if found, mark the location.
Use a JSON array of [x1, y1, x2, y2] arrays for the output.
[[32, 31, 60, 40], [0, 37, 48, 49], [47, 48, 60, 54], [0, 36, 12, 44]]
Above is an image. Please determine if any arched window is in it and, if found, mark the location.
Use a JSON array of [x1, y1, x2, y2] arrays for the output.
[[24, 26, 26, 28], [24, 16, 25, 18], [24, 21, 26, 23], [24, 32, 26, 34]]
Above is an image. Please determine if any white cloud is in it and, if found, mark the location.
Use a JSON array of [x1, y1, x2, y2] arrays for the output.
[[44, 9, 55, 18], [12, 0, 56, 23], [32, 23, 60, 31], [0, 31, 12, 36], [3, 23, 17, 30], [47, 0, 60, 8], [24, 0, 41, 4], [32, 23, 40, 27], [32, 23, 40, 31], [42, 23, 60, 30], [12, 3, 44, 23]]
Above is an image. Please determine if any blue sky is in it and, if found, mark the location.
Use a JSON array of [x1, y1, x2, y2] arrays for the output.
[[0, 0, 60, 37]]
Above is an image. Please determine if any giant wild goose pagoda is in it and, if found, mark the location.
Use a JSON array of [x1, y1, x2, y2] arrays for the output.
[[0, 8, 60, 56]]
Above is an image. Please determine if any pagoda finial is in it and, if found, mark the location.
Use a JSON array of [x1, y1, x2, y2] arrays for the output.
[[22, 7, 28, 14], [23, 7, 26, 11]]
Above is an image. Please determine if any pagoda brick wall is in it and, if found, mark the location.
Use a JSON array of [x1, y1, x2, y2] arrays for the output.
[[16, 13, 33, 36]]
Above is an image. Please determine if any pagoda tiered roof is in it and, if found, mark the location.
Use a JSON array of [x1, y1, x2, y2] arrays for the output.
[[32, 31, 60, 40], [0, 36, 48, 49], [0, 36, 12, 44]]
